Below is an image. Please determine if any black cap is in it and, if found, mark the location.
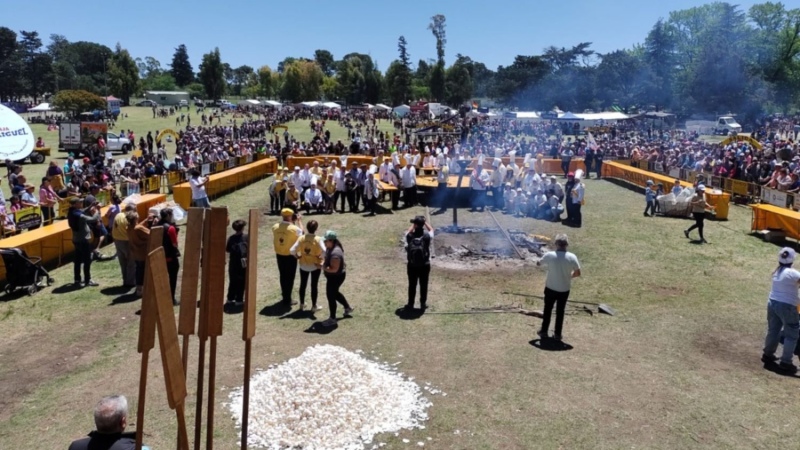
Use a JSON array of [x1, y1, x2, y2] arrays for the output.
[[410, 215, 426, 225], [84, 195, 97, 206]]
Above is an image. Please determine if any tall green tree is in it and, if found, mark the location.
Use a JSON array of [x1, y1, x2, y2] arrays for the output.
[[390, 36, 412, 104], [232, 65, 255, 96], [170, 44, 194, 87], [19, 31, 54, 102], [428, 15, 447, 101], [257, 65, 275, 98], [107, 43, 139, 104], [199, 48, 225, 100], [444, 61, 472, 106], [53, 89, 106, 116], [0, 27, 23, 101], [314, 50, 336, 76]]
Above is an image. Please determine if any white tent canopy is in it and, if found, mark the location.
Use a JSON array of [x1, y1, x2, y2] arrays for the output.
[[393, 104, 411, 117], [301, 101, 320, 108], [514, 111, 541, 121], [557, 112, 583, 120], [321, 101, 341, 109], [374, 103, 392, 111], [263, 100, 282, 107], [239, 99, 260, 106], [29, 103, 53, 112], [574, 112, 629, 121]]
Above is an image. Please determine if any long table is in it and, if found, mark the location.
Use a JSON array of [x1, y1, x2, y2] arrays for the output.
[[751, 204, 800, 240], [286, 155, 586, 175], [0, 193, 166, 282], [602, 160, 730, 220], [173, 157, 278, 209], [416, 175, 473, 189]]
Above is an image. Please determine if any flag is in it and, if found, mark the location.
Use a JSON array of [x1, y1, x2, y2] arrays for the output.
[[587, 132, 599, 151]]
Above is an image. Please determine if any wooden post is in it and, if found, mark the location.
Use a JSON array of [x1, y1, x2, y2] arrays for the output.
[[179, 208, 204, 374], [135, 226, 163, 450], [241, 209, 259, 450], [204, 207, 228, 450], [194, 213, 212, 450], [147, 249, 189, 450]]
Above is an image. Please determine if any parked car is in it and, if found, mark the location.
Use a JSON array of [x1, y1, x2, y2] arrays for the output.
[[136, 100, 157, 107], [106, 132, 132, 154], [714, 116, 742, 135], [178, 100, 188, 107]]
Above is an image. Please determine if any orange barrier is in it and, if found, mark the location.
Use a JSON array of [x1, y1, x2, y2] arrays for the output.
[[602, 161, 730, 219], [0, 193, 166, 282], [172, 157, 278, 209], [751, 204, 800, 240]]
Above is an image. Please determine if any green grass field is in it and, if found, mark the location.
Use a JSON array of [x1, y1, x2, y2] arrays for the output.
[[0, 160, 796, 449]]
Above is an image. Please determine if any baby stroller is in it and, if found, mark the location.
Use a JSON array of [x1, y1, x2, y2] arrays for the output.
[[1, 248, 54, 295]]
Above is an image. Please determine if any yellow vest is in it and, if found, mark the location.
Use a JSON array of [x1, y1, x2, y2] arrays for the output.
[[272, 222, 300, 255], [297, 234, 323, 266], [274, 180, 286, 192], [286, 189, 300, 203], [324, 181, 336, 195]]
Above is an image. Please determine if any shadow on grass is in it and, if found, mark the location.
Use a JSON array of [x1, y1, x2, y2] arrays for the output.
[[304, 321, 338, 334], [0, 288, 31, 302], [110, 293, 140, 305], [395, 307, 425, 320], [529, 339, 574, 352], [763, 362, 800, 378], [279, 309, 318, 321], [101, 286, 133, 296], [52, 283, 84, 294], [260, 300, 292, 317]]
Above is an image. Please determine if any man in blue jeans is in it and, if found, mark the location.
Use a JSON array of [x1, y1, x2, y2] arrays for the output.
[[762, 247, 800, 374], [537, 234, 581, 341]]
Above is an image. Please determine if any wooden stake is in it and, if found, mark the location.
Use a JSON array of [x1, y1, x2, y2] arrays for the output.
[[204, 208, 228, 450], [179, 208, 205, 374], [135, 226, 163, 450], [241, 209, 259, 450], [194, 212, 212, 450], [147, 249, 189, 450]]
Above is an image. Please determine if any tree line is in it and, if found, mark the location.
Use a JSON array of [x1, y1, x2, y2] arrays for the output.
[[0, 2, 798, 120]]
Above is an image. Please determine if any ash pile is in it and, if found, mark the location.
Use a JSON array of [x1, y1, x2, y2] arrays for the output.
[[431, 228, 550, 270]]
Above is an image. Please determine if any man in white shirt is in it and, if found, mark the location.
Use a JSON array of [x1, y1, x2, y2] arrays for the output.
[[490, 161, 505, 210], [536, 234, 581, 341], [290, 167, 303, 189], [332, 162, 347, 213], [189, 169, 210, 207], [303, 184, 324, 214], [300, 164, 312, 195], [470, 165, 490, 212], [400, 162, 417, 208]]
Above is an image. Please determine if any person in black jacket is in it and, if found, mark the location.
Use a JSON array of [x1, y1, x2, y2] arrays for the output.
[[405, 215, 434, 311], [157, 208, 180, 305], [68, 395, 138, 450], [226, 219, 248, 304]]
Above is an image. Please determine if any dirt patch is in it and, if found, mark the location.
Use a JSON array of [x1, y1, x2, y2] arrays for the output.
[[0, 312, 135, 421], [400, 228, 548, 271], [651, 285, 688, 298]]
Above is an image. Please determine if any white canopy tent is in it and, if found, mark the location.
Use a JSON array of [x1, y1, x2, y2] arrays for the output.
[[374, 103, 392, 111], [301, 101, 320, 108], [514, 111, 541, 121], [574, 112, 629, 121], [362, 103, 374, 109], [393, 104, 411, 117], [239, 99, 261, 106], [29, 103, 53, 112], [263, 100, 282, 108], [321, 101, 341, 109], [557, 112, 583, 120]]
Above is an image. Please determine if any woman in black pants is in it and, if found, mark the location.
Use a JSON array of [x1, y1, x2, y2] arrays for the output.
[[322, 230, 353, 326], [157, 208, 181, 305], [684, 185, 714, 244]]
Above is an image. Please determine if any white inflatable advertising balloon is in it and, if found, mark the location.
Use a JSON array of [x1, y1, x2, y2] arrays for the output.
[[0, 104, 34, 161]]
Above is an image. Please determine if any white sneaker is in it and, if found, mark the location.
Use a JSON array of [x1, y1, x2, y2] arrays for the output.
[[344, 307, 354, 316]]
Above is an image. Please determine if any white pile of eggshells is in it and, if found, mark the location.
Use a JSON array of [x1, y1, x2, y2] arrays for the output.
[[228, 344, 435, 449]]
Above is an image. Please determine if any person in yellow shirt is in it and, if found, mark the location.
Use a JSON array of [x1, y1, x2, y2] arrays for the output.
[[323, 174, 336, 213], [272, 208, 303, 305], [291, 219, 325, 312], [285, 182, 301, 211], [269, 169, 288, 214], [112, 203, 136, 287]]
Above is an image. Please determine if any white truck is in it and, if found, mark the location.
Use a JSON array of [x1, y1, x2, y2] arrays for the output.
[[714, 116, 742, 135], [58, 121, 132, 156]]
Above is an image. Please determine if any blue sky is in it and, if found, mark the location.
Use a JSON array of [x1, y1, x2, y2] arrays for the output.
[[4, 0, 761, 71]]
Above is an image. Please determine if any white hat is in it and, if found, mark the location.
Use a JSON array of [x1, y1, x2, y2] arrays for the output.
[[779, 247, 796, 265], [697, 184, 706, 191]]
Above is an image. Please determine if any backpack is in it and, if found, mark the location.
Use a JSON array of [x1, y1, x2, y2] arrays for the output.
[[407, 233, 429, 265]]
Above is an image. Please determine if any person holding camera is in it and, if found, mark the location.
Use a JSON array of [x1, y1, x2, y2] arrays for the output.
[[68, 197, 101, 287], [226, 219, 248, 305], [405, 215, 434, 311], [189, 169, 210, 208], [272, 208, 303, 305]]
